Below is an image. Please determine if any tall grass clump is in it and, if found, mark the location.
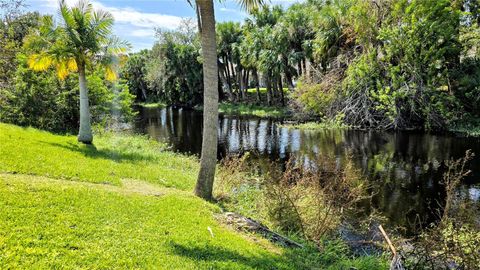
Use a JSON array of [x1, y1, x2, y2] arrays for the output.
[[215, 153, 369, 247]]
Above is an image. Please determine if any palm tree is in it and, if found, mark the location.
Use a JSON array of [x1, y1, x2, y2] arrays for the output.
[[194, 0, 264, 200], [25, 0, 128, 144]]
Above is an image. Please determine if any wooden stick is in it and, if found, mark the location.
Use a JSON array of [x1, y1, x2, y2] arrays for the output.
[[379, 225, 397, 256]]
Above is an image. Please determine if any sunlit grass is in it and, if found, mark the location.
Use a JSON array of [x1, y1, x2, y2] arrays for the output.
[[219, 102, 289, 118], [135, 102, 167, 108], [0, 123, 198, 189], [0, 173, 291, 269]]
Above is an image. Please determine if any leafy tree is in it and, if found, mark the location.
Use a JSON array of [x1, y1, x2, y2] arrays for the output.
[[145, 19, 202, 106], [1, 52, 135, 132], [217, 21, 242, 100], [121, 50, 151, 102], [25, 0, 129, 144], [0, 9, 40, 92]]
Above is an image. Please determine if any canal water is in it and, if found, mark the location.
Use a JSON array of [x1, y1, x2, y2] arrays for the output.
[[134, 106, 480, 235]]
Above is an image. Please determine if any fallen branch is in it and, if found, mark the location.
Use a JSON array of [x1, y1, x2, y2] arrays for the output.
[[379, 225, 405, 270], [221, 212, 304, 248]]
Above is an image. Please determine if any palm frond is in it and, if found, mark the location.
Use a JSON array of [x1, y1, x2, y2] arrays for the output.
[[28, 53, 54, 71], [24, 0, 128, 81], [236, 0, 267, 13], [104, 65, 117, 81], [105, 35, 131, 55]]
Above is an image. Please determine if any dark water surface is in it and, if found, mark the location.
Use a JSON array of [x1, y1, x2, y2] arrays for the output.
[[134, 106, 480, 234]]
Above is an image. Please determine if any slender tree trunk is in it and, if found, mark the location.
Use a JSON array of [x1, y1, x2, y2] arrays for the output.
[[244, 69, 250, 98], [238, 66, 245, 100], [195, 0, 218, 201], [229, 54, 236, 97], [266, 73, 272, 106], [77, 63, 93, 144], [224, 56, 233, 99], [218, 61, 232, 101], [278, 75, 285, 107], [302, 58, 307, 81], [140, 83, 148, 101], [219, 67, 231, 101], [254, 69, 261, 102], [272, 75, 278, 98], [285, 71, 294, 91]]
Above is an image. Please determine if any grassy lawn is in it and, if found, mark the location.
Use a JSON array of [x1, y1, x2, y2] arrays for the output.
[[0, 123, 387, 269], [219, 102, 289, 118], [282, 120, 349, 131], [246, 87, 288, 94], [135, 102, 167, 109], [0, 123, 197, 190]]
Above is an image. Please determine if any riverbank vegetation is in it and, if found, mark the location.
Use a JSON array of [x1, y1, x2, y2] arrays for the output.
[[117, 0, 480, 133], [2, 1, 480, 133]]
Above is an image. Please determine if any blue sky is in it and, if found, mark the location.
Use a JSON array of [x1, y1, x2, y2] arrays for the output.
[[26, 0, 302, 51]]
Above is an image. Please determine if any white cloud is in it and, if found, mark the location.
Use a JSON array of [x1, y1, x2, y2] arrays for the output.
[[36, 0, 186, 51], [92, 4, 182, 30], [219, 7, 245, 15], [130, 28, 155, 38], [41, 0, 183, 30]]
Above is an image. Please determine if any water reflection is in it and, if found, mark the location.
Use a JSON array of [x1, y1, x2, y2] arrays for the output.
[[134, 107, 480, 234]]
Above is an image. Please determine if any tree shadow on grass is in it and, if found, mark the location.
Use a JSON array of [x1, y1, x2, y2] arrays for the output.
[[39, 141, 158, 163], [169, 241, 385, 269], [169, 242, 286, 269]]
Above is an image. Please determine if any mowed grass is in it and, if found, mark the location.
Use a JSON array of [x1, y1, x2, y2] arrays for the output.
[[0, 123, 387, 269], [0, 174, 386, 269], [0, 123, 198, 189], [0, 174, 293, 269]]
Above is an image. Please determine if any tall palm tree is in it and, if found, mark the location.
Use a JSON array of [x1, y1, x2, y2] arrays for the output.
[[25, 0, 128, 144], [194, 0, 264, 200]]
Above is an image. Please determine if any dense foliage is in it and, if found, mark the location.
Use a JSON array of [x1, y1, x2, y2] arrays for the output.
[[0, 2, 135, 133], [118, 0, 479, 131], [293, 0, 480, 130], [139, 19, 203, 107]]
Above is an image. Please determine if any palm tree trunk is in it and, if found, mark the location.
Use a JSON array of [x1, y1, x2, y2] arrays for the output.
[[278, 75, 285, 107], [266, 73, 272, 106], [285, 70, 294, 91], [195, 0, 218, 201], [77, 64, 93, 144], [254, 69, 261, 102], [244, 69, 250, 98], [272, 75, 278, 98]]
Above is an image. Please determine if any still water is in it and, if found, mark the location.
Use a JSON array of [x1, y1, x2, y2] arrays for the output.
[[134, 106, 480, 234]]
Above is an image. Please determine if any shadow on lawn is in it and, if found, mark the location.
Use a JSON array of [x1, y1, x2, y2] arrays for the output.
[[169, 242, 284, 269], [40, 141, 158, 163], [168, 241, 386, 269]]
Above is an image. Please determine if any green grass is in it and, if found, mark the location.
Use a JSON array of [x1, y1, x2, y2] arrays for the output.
[[282, 117, 349, 131], [0, 173, 287, 269], [136, 102, 166, 108], [219, 102, 289, 118], [0, 123, 198, 189], [246, 87, 288, 94], [0, 123, 387, 269]]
